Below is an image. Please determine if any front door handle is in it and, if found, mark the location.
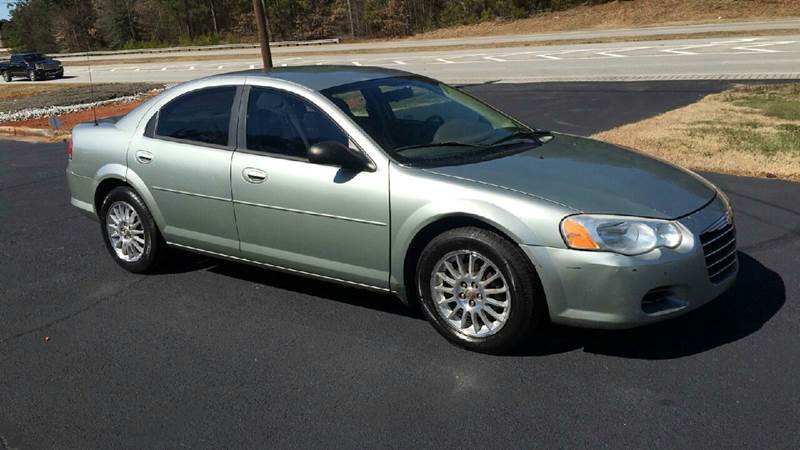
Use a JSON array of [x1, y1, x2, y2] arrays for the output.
[[135, 150, 153, 164], [242, 167, 267, 184]]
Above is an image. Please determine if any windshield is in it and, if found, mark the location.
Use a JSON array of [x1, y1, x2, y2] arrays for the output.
[[321, 76, 544, 166], [23, 54, 45, 62]]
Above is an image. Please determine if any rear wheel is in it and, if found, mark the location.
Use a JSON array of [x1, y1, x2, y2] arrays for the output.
[[2, 71, 10, 82], [99, 186, 164, 273], [28, 69, 37, 81], [416, 227, 548, 354]]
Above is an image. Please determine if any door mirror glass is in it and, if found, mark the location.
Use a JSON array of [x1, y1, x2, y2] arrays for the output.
[[308, 141, 374, 172]]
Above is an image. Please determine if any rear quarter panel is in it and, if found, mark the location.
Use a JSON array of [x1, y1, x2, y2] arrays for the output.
[[67, 123, 133, 215]]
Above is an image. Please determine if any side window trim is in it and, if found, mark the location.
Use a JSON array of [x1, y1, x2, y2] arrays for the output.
[[147, 85, 243, 150], [237, 85, 372, 166]]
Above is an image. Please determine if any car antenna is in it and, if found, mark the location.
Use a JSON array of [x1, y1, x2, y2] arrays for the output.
[[86, 50, 98, 126]]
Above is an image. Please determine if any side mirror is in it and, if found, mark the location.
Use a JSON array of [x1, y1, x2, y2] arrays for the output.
[[307, 141, 375, 172]]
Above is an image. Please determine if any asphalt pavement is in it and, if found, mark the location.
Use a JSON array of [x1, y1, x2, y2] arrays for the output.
[[1, 81, 799, 448], [36, 31, 800, 84]]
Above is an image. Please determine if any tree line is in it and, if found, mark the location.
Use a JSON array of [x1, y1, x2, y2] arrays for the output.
[[3, 0, 608, 53]]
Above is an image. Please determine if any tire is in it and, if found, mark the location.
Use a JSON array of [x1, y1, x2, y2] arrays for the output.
[[415, 227, 548, 354], [2, 71, 10, 82], [99, 186, 164, 273], [28, 69, 37, 81]]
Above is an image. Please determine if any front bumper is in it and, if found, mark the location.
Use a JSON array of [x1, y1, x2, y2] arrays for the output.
[[35, 67, 63, 78], [522, 196, 737, 329]]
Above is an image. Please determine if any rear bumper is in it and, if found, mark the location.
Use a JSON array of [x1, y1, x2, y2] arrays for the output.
[[67, 168, 98, 221], [522, 195, 737, 329]]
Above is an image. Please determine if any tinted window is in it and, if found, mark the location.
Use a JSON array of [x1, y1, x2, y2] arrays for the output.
[[246, 88, 348, 159], [322, 76, 535, 167], [156, 86, 236, 146]]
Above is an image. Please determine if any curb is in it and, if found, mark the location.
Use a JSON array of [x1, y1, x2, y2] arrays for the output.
[[0, 126, 70, 141]]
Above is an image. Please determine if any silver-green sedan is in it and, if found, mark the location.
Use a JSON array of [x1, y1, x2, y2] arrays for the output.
[[67, 66, 737, 353]]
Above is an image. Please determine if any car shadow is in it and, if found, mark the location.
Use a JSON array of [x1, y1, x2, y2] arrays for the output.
[[161, 249, 782, 359], [516, 252, 785, 359], [206, 258, 424, 319]]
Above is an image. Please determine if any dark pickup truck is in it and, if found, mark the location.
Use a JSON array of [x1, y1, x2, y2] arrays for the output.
[[0, 53, 64, 82]]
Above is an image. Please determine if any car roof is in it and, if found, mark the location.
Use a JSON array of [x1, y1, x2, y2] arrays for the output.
[[222, 65, 414, 91]]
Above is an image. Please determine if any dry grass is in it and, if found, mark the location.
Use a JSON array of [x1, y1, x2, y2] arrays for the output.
[[413, 0, 800, 40], [0, 83, 94, 101], [593, 83, 800, 181]]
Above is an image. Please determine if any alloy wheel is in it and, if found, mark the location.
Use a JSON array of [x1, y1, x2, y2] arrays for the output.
[[105, 201, 146, 262], [429, 250, 511, 338]]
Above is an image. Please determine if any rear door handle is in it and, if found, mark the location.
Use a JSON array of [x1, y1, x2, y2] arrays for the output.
[[135, 150, 153, 164], [242, 167, 267, 184]]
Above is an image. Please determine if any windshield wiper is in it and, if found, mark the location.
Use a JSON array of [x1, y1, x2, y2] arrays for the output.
[[490, 130, 552, 147], [394, 141, 486, 152]]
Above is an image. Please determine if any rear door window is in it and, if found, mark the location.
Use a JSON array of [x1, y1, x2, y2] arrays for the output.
[[156, 86, 237, 147]]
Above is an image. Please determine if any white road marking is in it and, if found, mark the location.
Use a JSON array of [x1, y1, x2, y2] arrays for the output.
[[732, 41, 797, 53], [536, 54, 562, 60], [161, 67, 167, 71], [484, 56, 507, 62], [435, 58, 454, 63], [217, 65, 224, 69], [661, 38, 760, 55], [594, 46, 654, 58], [352, 61, 362, 66], [249, 64, 255, 69], [393, 60, 407, 65]]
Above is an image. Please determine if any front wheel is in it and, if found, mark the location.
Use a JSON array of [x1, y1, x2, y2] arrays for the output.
[[28, 69, 38, 81], [99, 186, 164, 273], [2, 71, 10, 82], [416, 227, 548, 354]]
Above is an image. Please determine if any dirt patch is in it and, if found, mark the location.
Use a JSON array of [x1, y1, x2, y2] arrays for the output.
[[0, 83, 163, 113], [411, 0, 800, 40], [593, 83, 800, 181]]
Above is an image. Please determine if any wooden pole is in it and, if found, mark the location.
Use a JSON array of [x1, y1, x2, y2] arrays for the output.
[[252, 0, 272, 70]]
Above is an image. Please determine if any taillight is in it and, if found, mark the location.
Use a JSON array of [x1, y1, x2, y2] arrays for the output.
[[67, 138, 73, 160]]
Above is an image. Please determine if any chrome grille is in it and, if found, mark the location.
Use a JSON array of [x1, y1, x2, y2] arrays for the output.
[[699, 214, 737, 284]]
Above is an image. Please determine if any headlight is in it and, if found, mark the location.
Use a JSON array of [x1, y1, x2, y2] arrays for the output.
[[561, 214, 682, 255]]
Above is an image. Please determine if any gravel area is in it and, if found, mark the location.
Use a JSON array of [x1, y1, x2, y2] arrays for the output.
[[0, 83, 163, 113], [0, 83, 164, 124]]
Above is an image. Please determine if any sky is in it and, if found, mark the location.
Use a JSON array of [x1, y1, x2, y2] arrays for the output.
[[1, 3, 10, 21]]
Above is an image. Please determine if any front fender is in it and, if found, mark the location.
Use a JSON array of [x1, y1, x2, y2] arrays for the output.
[[390, 198, 553, 299]]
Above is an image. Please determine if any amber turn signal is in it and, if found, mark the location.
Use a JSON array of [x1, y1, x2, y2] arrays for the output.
[[562, 217, 600, 250]]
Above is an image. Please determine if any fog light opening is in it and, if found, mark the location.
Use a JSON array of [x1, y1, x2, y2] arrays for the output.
[[641, 286, 687, 315]]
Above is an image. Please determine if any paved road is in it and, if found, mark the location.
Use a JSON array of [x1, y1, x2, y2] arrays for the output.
[[56, 19, 800, 60], [1, 81, 799, 448], [45, 35, 800, 84]]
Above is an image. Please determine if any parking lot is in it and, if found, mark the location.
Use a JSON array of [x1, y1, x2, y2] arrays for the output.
[[1, 81, 799, 448]]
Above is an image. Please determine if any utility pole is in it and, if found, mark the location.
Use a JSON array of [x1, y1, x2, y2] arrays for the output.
[[346, 0, 355, 38], [252, 0, 273, 70]]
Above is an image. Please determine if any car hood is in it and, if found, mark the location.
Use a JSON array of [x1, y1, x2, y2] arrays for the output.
[[425, 133, 716, 219]]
